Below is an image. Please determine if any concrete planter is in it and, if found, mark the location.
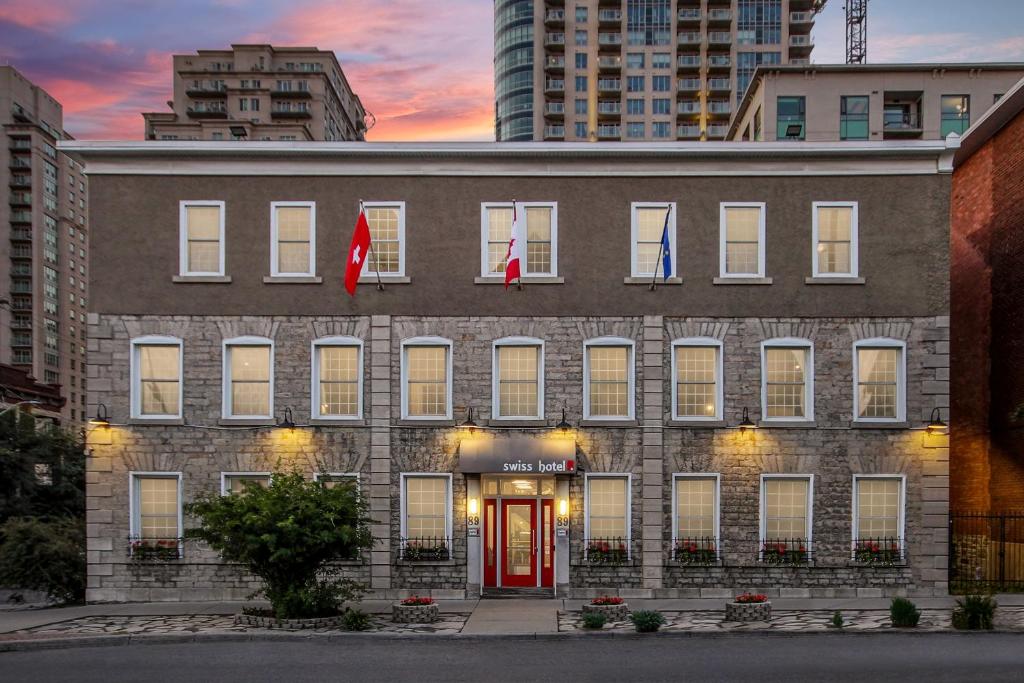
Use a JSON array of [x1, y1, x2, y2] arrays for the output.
[[234, 613, 345, 630], [392, 602, 439, 623], [724, 601, 772, 622], [582, 602, 631, 622]]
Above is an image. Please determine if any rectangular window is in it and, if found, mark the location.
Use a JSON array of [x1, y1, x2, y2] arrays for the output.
[[179, 201, 224, 276], [131, 474, 181, 554], [941, 94, 970, 137], [224, 340, 273, 418], [362, 202, 405, 276], [762, 341, 813, 421], [652, 121, 671, 138], [674, 475, 719, 555], [854, 340, 905, 422], [313, 339, 362, 418], [673, 341, 722, 420], [584, 339, 634, 419], [627, 76, 645, 92], [493, 341, 543, 419], [630, 202, 676, 278], [812, 202, 858, 277], [777, 96, 805, 140], [761, 476, 812, 557], [586, 475, 629, 548], [575, 75, 588, 91], [132, 338, 182, 419], [270, 202, 315, 277], [575, 122, 588, 138], [481, 203, 558, 278], [651, 98, 671, 115], [652, 75, 670, 92], [575, 52, 588, 69], [626, 98, 645, 115], [626, 53, 644, 69], [575, 98, 588, 114], [575, 30, 588, 46], [651, 53, 670, 69], [720, 203, 766, 277], [221, 473, 271, 495], [402, 339, 452, 419], [402, 474, 451, 550], [853, 476, 904, 559], [575, 6, 588, 21], [840, 95, 869, 140], [626, 122, 645, 138]]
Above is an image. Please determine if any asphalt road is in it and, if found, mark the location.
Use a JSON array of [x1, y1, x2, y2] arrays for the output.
[[3, 633, 1024, 682]]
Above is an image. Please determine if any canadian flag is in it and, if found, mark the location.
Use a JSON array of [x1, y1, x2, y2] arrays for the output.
[[504, 201, 524, 289], [344, 209, 371, 296]]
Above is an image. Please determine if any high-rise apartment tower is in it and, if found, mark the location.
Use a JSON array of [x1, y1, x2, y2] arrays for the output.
[[495, 0, 824, 141]]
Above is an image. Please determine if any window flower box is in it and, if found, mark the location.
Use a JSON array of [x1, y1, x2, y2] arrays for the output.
[[127, 537, 182, 561], [585, 539, 629, 565], [853, 539, 904, 566], [673, 538, 718, 565], [393, 596, 439, 623], [400, 538, 450, 561], [725, 593, 772, 622], [760, 541, 809, 565], [582, 596, 630, 622]]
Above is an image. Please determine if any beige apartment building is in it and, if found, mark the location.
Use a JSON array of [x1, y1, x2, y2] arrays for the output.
[[728, 63, 1024, 142], [1, 67, 89, 424], [495, 0, 824, 142], [143, 45, 367, 142]]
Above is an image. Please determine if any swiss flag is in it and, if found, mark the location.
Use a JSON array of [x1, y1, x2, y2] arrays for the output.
[[344, 210, 371, 296]]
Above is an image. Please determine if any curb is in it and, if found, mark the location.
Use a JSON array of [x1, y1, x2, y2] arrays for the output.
[[2, 627, 1023, 653]]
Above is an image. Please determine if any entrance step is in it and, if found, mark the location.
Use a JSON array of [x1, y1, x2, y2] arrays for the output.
[[481, 587, 555, 599]]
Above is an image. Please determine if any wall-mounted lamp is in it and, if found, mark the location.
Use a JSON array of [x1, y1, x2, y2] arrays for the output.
[[738, 407, 757, 431], [555, 407, 573, 435], [461, 407, 478, 433], [467, 497, 480, 526], [277, 407, 295, 430], [558, 499, 568, 517], [89, 403, 111, 428], [926, 408, 947, 433]]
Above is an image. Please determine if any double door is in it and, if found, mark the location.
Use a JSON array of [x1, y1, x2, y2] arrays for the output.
[[484, 498, 554, 588]]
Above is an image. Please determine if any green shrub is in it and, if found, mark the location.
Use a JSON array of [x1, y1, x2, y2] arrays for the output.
[[629, 610, 666, 633], [582, 611, 607, 629], [343, 608, 373, 631], [186, 470, 374, 619], [952, 594, 997, 630], [831, 610, 844, 629], [890, 597, 921, 627], [0, 517, 85, 604]]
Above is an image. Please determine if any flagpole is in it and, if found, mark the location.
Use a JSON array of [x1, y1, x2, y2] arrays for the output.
[[360, 200, 384, 291], [649, 204, 672, 292]]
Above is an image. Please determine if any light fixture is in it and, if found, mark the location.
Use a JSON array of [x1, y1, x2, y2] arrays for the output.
[[926, 408, 947, 433], [467, 498, 479, 517], [558, 499, 568, 517], [555, 407, 573, 435], [738, 407, 756, 431], [89, 403, 110, 427], [461, 407, 478, 433], [278, 407, 295, 430]]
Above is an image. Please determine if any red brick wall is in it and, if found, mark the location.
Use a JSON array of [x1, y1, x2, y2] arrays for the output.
[[952, 109, 1024, 512]]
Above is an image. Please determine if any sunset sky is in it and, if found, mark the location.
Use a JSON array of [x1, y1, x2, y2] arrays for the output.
[[1, 0, 1023, 142]]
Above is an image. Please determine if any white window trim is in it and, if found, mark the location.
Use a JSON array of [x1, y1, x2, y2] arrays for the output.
[[400, 336, 454, 420], [399, 472, 453, 541], [128, 471, 183, 556], [671, 337, 724, 421], [314, 471, 361, 493], [129, 335, 184, 420], [583, 336, 636, 421], [719, 201, 766, 278], [270, 201, 316, 277], [178, 200, 225, 277], [759, 473, 815, 548], [310, 336, 363, 420], [760, 338, 815, 423], [222, 336, 275, 419], [360, 201, 406, 278], [630, 201, 677, 278], [671, 473, 721, 549], [583, 472, 633, 556], [851, 474, 907, 554], [479, 201, 559, 278], [852, 337, 907, 423], [811, 201, 859, 278], [491, 336, 546, 420], [220, 471, 273, 496]]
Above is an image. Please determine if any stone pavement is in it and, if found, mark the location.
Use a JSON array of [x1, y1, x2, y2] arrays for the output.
[[462, 599, 558, 635]]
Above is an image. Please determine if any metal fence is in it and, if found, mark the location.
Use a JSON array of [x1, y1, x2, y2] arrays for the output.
[[950, 512, 1024, 592]]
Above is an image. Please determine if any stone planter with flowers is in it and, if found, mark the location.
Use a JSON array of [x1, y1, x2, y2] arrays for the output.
[[724, 593, 772, 622], [582, 596, 630, 622], [392, 596, 439, 623]]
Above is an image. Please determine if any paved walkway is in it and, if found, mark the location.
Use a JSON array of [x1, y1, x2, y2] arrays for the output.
[[462, 599, 559, 635]]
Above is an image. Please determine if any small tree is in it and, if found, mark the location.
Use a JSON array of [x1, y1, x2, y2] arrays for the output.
[[186, 471, 374, 619], [0, 517, 85, 604]]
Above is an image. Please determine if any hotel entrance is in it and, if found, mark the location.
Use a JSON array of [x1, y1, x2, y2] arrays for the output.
[[481, 476, 555, 590]]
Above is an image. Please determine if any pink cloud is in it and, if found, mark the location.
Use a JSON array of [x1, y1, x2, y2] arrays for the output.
[[0, 2, 78, 30]]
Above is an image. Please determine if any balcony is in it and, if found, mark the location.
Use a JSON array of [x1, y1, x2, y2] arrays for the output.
[[10, 244, 32, 259], [11, 263, 32, 276], [677, 100, 701, 115], [11, 333, 32, 347], [186, 104, 227, 119], [598, 9, 622, 25], [9, 176, 30, 189], [883, 104, 923, 139], [677, 124, 701, 139], [790, 58, 810, 66], [707, 100, 732, 117], [10, 280, 32, 295], [184, 84, 226, 98], [9, 138, 31, 151], [543, 125, 565, 140], [677, 54, 701, 71], [545, 79, 565, 94], [678, 8, 701, 23], [271, 88, 312, 99], [598, 33, 622, 49], [789, 34, 813, 55], [707, 54, 732, 71], [707, 78, 731, 93], [271, 105, 311, 119], [10, 104, 31, 123], [596, 125, 621, 140], [545, 9, 565, 25], [706, 124, 729, 138], [10, 317, 31, 330], [708, 31, 732, 46], [789, 11, 815, 31], [598, 55, 622, 72], [10, 297, 33, 310], [10, 210, 32, 223], [677, 32, 701, 46], [545, 102, 565, 117], [597, 100, 622, 118], [11, 228, 32, 242], [677, 78, 701, 93], [545, 55, 565, 72], [9, 155, 31, 170], [545, 33, 566, 49], [707, 8, 732, 24], [9, 192, 31, 207], [597, 78, 621, 94]]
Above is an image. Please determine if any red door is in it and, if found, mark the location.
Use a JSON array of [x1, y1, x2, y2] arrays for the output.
[[484, 499, 498, 588], [501, 499, 537, 587], [541, 499, 555, 588]]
